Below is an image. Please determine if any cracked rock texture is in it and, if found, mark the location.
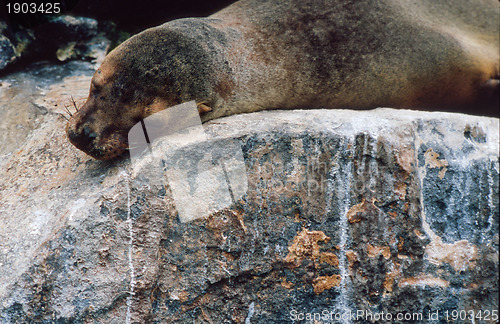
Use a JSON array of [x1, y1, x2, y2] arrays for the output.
[[0, 72, 498, 323]]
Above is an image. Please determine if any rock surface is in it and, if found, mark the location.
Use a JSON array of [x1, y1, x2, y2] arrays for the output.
[[0, 70, 498, 323], [0, 61, 99, 162], [0, 15, 107, 72]]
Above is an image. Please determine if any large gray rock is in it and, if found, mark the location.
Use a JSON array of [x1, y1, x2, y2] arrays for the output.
[[0, 75, 498, 323]]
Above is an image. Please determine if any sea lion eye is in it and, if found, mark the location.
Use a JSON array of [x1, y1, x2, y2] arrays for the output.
[[91, 79, 102, 91]]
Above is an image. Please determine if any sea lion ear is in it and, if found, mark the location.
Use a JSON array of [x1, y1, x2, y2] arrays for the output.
[[197, 102, 213, 114]]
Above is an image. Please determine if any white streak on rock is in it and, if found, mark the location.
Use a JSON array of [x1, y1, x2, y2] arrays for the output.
[[122, 170, 136, 324], [245, 301, 255, 324]]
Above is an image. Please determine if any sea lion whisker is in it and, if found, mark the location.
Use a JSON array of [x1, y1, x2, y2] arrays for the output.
[[64, 104, 73, 117], [70, 95, 79, 112]]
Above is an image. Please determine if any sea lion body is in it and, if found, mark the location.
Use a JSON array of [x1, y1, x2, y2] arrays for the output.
[[66, 0, 499, 160]]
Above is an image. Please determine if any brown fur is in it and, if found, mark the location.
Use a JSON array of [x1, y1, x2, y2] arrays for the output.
[[66, 0, 499, 160]]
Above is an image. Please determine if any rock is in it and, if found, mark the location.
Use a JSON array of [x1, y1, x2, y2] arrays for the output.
[[0, 19, 33, 70], [0, 61, 102, 162], [33, 15, 101, 62], [0, 15, 107, 72], [0, 35, 16, 70], [41, 15, 98, 42], [0, 82, 498, 323]]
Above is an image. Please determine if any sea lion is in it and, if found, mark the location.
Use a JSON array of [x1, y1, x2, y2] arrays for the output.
[[66, 0, 499, 160]]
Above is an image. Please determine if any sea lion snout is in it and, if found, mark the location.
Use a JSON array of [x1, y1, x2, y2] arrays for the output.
[[66, 119, 98, 155], [66, 120, 129, 160], [66, 102, 130, 160]]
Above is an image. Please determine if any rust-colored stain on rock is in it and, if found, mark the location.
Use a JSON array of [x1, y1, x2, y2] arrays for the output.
[[319, 252, 339, 267], [346, 198, 381, 224], [281, 277, 294, 289], [424, 148, 448, 179], [312, 275, 341, 294], [284, 228, 330, 268], [383, 268, 401, 297], [366, 243, 391, 259]]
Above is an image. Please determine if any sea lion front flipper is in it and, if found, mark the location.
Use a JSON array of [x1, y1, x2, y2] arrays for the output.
[[197, 102, 213, 114]]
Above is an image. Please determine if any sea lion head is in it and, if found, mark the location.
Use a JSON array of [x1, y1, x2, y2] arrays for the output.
[[66, 25, 218, 160], [65, 60, 140, 160]]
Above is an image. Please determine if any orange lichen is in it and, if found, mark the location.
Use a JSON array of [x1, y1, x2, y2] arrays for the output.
[[284, 228, 330, 268], [345, 250, 358, 270], [397, 237, 404, 251], [346, 199, 368, 223], [388, 211, 398, 219], [312, 275, 341, 294], [319, 252, 339, 267], [383, 269, 401, 297], [281, 278, 294, 289], [366, 244, 391, 259], [346, 198, 383, 224], [394, 182, 407, 200], [424, 148, 448, 179]]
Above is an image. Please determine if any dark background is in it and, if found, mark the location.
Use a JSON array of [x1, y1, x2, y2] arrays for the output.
[[1, 0, 237, 32], [0, 0, 238, 74]]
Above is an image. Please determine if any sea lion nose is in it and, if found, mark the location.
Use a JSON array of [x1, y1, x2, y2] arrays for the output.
[[66, 122, 98, 151], [82, 125, 98, 140]]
